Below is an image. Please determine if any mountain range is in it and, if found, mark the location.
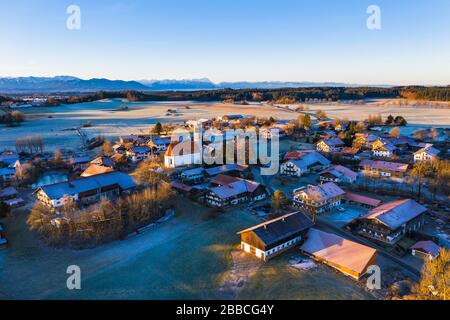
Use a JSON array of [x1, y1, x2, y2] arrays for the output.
[[0, 76, 391, 93]]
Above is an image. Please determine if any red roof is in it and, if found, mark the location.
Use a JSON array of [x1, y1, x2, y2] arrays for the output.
[[345, 192, 382, 207], [170, 181, 193, 192]]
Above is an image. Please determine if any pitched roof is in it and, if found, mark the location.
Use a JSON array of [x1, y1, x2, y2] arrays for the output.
[[205, 164, 248, 176], [320, 165, 357, 180], [345, 192, 382, 207], [301, 228, 377, 276], [37, 171, 137, 200], [414, 146, 440, 157], [238, 212, 314, 246], [360, 159, 409, 172], [360, 199, 427, 230], [410, 240, 440, 257], [321, 138, 344, 147], [0, 168, 15, 176], [209, 177, 263, 199], [296, 182, 345, 202], [69, 156, 91, 164], [210, 174, 240, 186], [284, 151, 330, 169], [90, 156, 114, 167], [170, 181, 193, 192], [0, 187, 19, 198], [181, 167, 204, 176], [81, 164, 114, 177], [165, 141, 201, 157]]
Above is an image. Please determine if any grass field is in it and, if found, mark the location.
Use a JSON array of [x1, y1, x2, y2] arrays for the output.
[[0, 197, 374, 300]]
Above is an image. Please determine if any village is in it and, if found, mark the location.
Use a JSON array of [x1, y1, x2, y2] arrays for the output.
[[0, 109, 449, 300]]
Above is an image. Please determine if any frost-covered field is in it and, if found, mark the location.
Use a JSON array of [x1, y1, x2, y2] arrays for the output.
[[1, 98, 449, 151]]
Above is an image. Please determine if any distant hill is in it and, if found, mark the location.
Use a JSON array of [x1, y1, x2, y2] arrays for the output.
[[0, 76, 403, 93], [0, 76, 149, 93]]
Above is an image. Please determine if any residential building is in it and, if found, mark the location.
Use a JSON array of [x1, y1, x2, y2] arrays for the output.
[[410, 241, 441, 260], [0, 168, 16, 183], [164, 141, 202, 168], [180, 167, 205, 184], [413, 146, 440, 163], [354, 199, 427, 244], [353, 134, 379, 149], [126, 145, 153, 162], [344, 192, 382, 209], [300, 228, 377, 280], [371, 140, 397, 158], [280, 150, 330, 177], [90, 156, 115, 168], [292, 182, 345, 215], [69, 157, 91, 172], [316, 138, 345, 153], [34, 171, 137, 209], [360, 159, 409, 179], [205, 176, 267, 207], [319, 165, 358, 184], [238, 212, 314, 261], [0, 186, 25, 208]]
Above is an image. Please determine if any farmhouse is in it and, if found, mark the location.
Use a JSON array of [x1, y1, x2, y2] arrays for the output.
[[164, 141, 202, 168], [300, 228, 377, 280], [238, 212, 314, 261], [360, 159, 409, 179], [292, 182, 345, 215], [413, 146, 440, 163], [90, 156, 115, 168], [205, 176, 267, 207], [34, 171, 137, 209], [354, 199, 427, 244], [316, 138, 345, 153], [0, 186, 25, 208], [0, 168, 16, 183], [319, 165, 358, 184], [280, 150, 330, 177], [353, 134, 379, 149]]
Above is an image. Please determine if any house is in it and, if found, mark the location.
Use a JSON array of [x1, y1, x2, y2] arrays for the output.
[[170, 181, 194, 195], [0, 168, 16, 183], [371, 140, 397, 158], [164, 141, 202, 168], [340, 147, 360, 160], [319, 165, 358, 184], [316, 138, 345, 153], [126, 145, 153, 162], [353, 134, 379, 149], [34, 171, 137, 209], [180, 167, 205, 184], [344, 192, 382, 208], [118, 135, 145, 145], [81, 164, 114, 177], [292, 182, 345, 215], [280, 150, 330, 177], [300, 228, 377, 280], [205, 164, 248, 177], [413, 146, 440, 163], [148, 137, 171, 153], [205, 176, 267, 207], [354, 199, 427, 244], [69, 157, 91, 172], [360, 159, 409, 179], [110, 153, 128, 166], [0, 152, 19, 167], [238, 212, 314, 261], [259, 127, 286, 140], [90, 156, 115, 168], [410, 241, 441, 260], [0, 186, 25, 208]]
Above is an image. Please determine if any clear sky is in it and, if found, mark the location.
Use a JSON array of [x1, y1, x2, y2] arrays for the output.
[[1, 0, 449, 85]]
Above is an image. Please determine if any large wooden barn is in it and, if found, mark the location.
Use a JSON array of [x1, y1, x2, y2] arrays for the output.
[[238, 212, 314, 261]]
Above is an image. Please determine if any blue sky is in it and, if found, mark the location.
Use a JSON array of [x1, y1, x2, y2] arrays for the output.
[[0, 0, 449, 85]]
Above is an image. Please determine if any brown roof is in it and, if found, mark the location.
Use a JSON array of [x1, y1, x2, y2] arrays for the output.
[[165, 141, 201, 157], [345, 192, 382, 207], [301, 228, 377, 278], [210, 174, 241, 186], [360, 159, 408, 173], [81, 164, 114, 177]]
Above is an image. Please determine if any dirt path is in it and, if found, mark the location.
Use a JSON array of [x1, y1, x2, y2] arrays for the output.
[[217, 250, 263, 299]]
